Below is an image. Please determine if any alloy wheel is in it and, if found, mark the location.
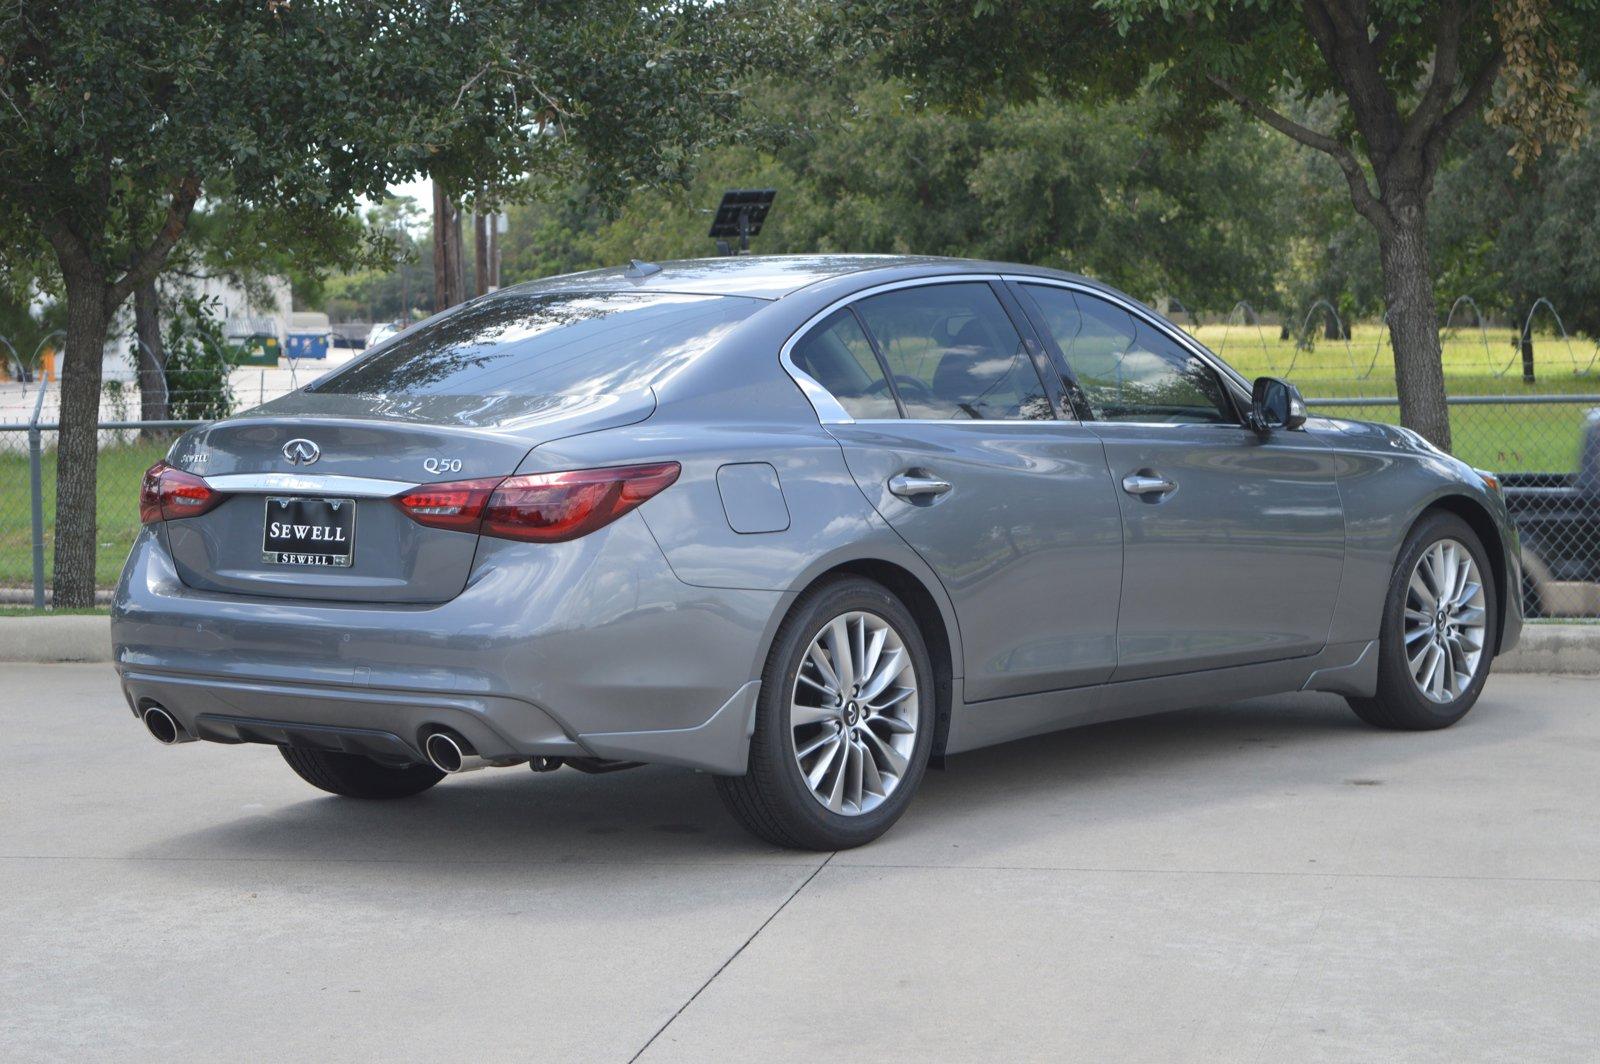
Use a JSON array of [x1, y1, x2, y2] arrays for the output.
[[1404, 538, 1488, 703], [789, 610, 920, 816]]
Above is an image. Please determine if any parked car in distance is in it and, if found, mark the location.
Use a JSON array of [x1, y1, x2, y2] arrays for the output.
[[364, 320, 402, 350], [113, 256, 1523, 849], [1504, 408, 1600, 617]]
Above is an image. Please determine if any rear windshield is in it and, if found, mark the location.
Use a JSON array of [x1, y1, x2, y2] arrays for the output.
[[308, 290, 761, 397]]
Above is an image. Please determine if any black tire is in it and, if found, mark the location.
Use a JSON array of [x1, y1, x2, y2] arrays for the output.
[[715, 576, 936, 850], [1347, 511, 1499, 730], [279, 746, 445, 799]]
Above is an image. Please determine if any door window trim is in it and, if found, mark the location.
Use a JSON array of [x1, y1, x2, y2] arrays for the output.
[[1004, 276, 1253, 426], [779, 274, 1066, 425]]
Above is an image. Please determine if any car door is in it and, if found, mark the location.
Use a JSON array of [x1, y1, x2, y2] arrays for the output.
[[1013, 280, 1344, 682], [790, 279, 1123, 701]]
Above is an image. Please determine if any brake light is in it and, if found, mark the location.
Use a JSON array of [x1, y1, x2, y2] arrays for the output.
[[139, 461, 225, 523], [391, 478, 502, 532], [392, 462, 680, 543]]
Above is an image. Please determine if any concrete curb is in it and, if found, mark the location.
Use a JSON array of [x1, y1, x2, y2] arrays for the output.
[[1, 615, 114, 663], [0, 615, 1597, 672], [1497, 624, 1600, 675]]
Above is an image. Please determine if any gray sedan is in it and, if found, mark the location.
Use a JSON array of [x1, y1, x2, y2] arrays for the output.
[[113, 255, 1522, 849]]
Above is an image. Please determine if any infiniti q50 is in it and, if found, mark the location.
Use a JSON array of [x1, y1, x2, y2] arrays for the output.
[[113, 256, 1521, 849]]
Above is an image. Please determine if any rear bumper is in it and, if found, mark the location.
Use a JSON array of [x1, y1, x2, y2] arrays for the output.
[[111, 517, 786, 774]]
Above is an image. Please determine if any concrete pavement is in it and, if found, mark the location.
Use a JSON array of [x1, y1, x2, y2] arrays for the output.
[[2, 664, 1597, 1062]]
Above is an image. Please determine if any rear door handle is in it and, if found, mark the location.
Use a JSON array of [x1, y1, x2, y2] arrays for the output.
[[1121, 473, 1177, 496], [888, 473, 953, 499]]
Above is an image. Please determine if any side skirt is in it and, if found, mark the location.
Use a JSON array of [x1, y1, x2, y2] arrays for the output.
[[943, 640, 1376, 755]]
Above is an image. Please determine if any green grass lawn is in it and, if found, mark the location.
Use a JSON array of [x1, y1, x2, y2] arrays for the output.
[[0, 435, 173, 589], [1192, 323, 1600, 394], [1184, 324, 1600, 473]]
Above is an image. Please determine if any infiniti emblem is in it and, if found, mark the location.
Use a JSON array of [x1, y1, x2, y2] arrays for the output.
[[282, 438, 321, 466]]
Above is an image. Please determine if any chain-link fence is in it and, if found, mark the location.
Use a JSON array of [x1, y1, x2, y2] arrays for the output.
[[3, 395, 1599, 616], [0, 396, 202, 605]]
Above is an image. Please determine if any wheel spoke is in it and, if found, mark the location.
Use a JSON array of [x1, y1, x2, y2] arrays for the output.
[[866, 712, 915, 736], [806, 736, 842, 790], [806, 642, 840, 693], [860, 626, 888, 691], [866, 684, 913, 712], [795, 727, 840, 760], [796, 668, 835, 698], [859, 724, 909, 779], [858, 739, 887, 797], [791, 701, 839, 728], [825, 617, 856, 694], [1408, 570, 1437, 610], [858, 647, 906, 703], [844, 738, 864, 812], [825, 744, 850, 812]]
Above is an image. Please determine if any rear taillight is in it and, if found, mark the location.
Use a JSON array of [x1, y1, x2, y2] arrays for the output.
[[139, 461, 225, 524], [392, 462, 680, 543], [391, 478, 502, 533]]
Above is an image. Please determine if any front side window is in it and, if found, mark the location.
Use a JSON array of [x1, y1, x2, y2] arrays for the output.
[[789, 308, 899, 419], [309, 290, 761, 398], [1024, 285, 1233, 424], [852, 283, 1051, 421]]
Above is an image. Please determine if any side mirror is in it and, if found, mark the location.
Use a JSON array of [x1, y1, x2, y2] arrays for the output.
[[1248, 376, 1307, 435]]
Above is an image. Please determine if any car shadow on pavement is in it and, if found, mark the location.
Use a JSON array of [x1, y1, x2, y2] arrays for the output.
[[131, 687, 1533, 873]]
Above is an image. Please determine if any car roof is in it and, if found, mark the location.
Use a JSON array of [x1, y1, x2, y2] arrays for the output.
[[503, 254, 1092, 301]]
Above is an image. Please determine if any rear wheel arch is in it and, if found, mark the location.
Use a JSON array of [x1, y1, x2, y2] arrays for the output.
[[785, 559, 958, 761], [1411, 494, 1509, 654]]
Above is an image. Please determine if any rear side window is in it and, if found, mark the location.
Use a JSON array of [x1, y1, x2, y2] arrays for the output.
[[789, 309, 899, 419], [309, 290, 760, 397], [851, 283, 1050, 420]]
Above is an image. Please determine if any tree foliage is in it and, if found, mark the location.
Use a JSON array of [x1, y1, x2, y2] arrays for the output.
[[838, 0, 1600, 448], [0, 0, 763, 605], [499, 69, 1308, 311]]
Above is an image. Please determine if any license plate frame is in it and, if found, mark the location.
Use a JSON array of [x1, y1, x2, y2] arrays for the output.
[[261, 496, 357, 568]]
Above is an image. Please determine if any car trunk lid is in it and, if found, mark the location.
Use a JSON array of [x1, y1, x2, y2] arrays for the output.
[[159, 390, 654, 604]]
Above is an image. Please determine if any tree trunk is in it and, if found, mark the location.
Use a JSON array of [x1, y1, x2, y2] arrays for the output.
[[54, 270, 113, 608], [1378, 214, 1452, 451], [450, 208, 466, 303], [1520, 335, 1536, 383], [474, 210, 489, 297], [432, 184, 467, 311], [134, 280, 167, 426], [488, 212, 501, 290]]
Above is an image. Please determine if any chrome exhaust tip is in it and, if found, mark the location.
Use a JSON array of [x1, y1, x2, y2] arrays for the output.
[[142, 705, 192, 745], [424, 731, 521, 774], [424, 732, 473, 773]]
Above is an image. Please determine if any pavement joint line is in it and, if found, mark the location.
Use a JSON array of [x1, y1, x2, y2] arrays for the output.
[[628, 851, 836, 1063]]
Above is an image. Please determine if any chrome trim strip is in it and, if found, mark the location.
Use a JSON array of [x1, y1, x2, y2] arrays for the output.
[[202, 472, 416, 498], [778, 274, 1006, 425]]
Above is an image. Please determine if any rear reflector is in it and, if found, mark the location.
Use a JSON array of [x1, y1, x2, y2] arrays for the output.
[[140, 461, 226, 524], [392, 462, 680, 543]]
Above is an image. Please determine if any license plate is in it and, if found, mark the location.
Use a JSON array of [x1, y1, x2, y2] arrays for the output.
[[262, 497, 356, 567]]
